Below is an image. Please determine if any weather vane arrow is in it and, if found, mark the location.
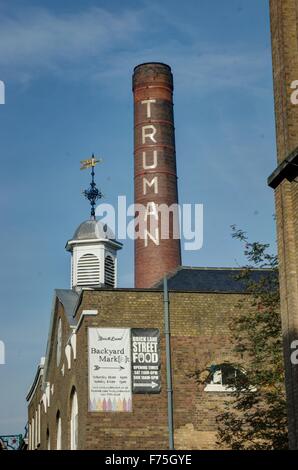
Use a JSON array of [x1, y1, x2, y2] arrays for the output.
[[80, 154, 102, 170], [81, 154, 103, 219]]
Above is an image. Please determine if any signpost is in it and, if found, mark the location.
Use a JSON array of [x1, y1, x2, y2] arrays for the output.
[[131, 328, 161, 394]]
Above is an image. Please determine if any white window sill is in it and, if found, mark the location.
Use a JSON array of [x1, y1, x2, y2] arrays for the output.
[[204, 384, 236, 392]]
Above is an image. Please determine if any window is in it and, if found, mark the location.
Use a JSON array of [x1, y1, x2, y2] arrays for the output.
[[204, 364, 247, 392], [38, 404, 41, 445], [70, 389, 78, 450], [32, 417, 35, 449], [29, 423, 32, 450], [104, 255, 115, 287], [77, 253, 100, 286], [56, 318, 62, 366], [46, 428, 50, 450], [35, 410, 38, 447], [56, 411, 62, 450]]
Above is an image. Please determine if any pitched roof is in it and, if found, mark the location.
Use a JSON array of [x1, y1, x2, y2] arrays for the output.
[[41, 289, 80, 387], [154, 266, 274, 293], [55, 289, 80, 322], [26, 357, 45, 403]]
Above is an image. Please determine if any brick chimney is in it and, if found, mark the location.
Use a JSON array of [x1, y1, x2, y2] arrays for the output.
[[133, 62, 181, 288]]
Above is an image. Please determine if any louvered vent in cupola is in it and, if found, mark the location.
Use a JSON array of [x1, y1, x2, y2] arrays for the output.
[[104, 255, 115, 287], [66, 219, 122, 289], [77, 253, 100, 286]]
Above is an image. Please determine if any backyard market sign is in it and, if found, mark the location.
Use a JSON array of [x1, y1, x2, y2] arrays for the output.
[[88, 327, 161, 412], [88, 328, 132, 412]]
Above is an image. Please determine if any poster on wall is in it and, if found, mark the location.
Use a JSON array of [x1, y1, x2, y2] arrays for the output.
[[131, 328, 161, 393], [88, 328, 132, 412]]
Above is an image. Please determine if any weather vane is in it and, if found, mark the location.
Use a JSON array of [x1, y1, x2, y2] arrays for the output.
[[80, 154, 103, 219]]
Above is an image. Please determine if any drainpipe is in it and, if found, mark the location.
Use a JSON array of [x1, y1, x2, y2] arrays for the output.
[[163, 276, 174, 450]]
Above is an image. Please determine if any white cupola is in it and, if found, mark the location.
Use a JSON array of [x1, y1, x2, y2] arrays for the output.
[[66, 219, 122, 289]]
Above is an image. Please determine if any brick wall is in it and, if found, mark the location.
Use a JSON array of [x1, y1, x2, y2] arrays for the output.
[[270, 0, 298, 449], [133, 63, 181, 288], [29, 289, 251, 450]]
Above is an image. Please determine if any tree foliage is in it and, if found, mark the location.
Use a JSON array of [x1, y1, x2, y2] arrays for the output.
[[214, 225, 288, 449]]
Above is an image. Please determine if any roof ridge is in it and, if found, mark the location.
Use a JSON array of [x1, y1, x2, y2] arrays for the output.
[[180, 266, 273, 271]]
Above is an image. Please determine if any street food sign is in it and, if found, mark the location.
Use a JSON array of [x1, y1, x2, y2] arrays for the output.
[[88, 328, 132, 412], [131, 328, 161, 393]]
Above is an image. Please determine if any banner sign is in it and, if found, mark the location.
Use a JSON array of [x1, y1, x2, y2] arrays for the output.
[[88, 328, 132, 412], [131, 328, 161, 393]]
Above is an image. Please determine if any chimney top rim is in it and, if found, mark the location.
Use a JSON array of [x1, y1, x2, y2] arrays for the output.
[[133, 62, 171, 72]]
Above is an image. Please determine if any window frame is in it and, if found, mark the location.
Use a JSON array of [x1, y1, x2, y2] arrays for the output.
[[70, 389, 78, 450], [204, 364, 245, 392], [56, 411, 62, 450], [56, 317, 62, 367]]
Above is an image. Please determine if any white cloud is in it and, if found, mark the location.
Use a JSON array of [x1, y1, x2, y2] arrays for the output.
[[173, 49, 270, 92], [91, 43, 270, 98], [0, 7, 142, 72], [0, 5, 270, 96]]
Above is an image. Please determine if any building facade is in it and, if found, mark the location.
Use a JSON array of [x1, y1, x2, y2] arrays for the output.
[[27, 268, 263, 450], [268, 0, 298, 449], [26, 61, 276, 450]]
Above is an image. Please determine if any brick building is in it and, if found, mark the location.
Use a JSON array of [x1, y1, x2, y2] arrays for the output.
[[26, 219, 271, 450], [27, 261, 269, 450], [268, 0, 298, 449], [27, 62, 272, 450]]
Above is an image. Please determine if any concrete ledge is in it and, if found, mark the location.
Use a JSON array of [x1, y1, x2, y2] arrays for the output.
[[268, 147, 298, 189]]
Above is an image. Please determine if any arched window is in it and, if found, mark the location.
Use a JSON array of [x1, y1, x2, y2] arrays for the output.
[[46, 428, 50, 450], [56, 411, 62, 450], [70, 389, 78, 450], [35, 410, 38, 447], [77, 253, 100, 286], [29, 423, 32, 450], [104, 255, 115, 287], [32, 417, 35, 449], [204, 364, 247, 392], [56, 318, 62, 367], [38, 404, 41, 445]]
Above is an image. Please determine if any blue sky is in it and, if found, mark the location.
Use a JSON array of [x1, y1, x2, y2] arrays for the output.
[[0, 0, 276, 435]]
